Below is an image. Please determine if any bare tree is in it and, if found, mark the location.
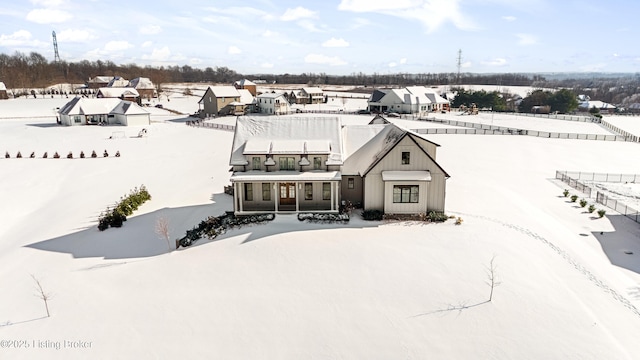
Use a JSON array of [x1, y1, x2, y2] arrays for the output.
[[155, 216, 172, 251], [31, 275, 52, 317], [486, 256, 501, 302]]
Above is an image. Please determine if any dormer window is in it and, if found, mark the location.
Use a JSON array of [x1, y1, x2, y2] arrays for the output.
[[313, 157, 322, 170], [252, 157, 261, 170]]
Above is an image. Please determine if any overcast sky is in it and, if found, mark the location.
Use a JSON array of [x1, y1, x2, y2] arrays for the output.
[[1, 0, 639, 75]]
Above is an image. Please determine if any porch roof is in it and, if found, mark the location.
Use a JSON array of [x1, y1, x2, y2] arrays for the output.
[[230, 170, 341, 182], [381, 170, 431, 182]]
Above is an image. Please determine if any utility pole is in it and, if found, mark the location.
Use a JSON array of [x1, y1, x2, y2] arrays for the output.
[[52, 31, 60, 63]]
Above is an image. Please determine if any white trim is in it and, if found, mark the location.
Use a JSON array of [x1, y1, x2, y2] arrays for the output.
[[382, 170, 431, 182]]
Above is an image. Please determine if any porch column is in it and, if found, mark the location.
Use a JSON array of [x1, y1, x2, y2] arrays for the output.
[[295, 181, 300, 212], [274, 182, 279, 212], [335, 181, 339, 211], [237, 182, 243, 213]]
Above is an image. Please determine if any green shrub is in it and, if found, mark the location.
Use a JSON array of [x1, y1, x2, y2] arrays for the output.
[[588, 204, 596, 213], [570, 195, 578, 202], [427, 211, 449, 222], [597, 209, 606, 218], [563, 189, 569, 197], [579, 199, 587, 207], [97, 185, 151, 231], [362, 209, 384, 221]]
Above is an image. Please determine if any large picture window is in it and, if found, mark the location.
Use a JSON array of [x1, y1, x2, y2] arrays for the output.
[[304, 183, 313, 200], [279, 157, 296, 170], [244, 183, 253, 201], [322, 183, 331, 200], [393, 185, 419, 203], [262, 183, 271, 201]]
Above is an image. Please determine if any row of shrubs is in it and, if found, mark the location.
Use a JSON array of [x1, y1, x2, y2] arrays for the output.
[[298, 213, 349, 223], [98, 185, 152, 231], [178, 213, 275, 247], [4, 150, 119, 159], [563, 189, 606, 218], [361, 209, 451, 223]]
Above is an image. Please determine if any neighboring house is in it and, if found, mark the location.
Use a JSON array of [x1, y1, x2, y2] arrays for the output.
[[228, 117, 448, 215], [107, 76, 129, 87], [128, 77, 156, 99], [58, 97, 150, 126], [197, 86, 242, 117], [238, 89, 257, 113], [368, 86, 450, 115], [96, 87, 140, 102], [257, 92, 290, 115], [628, 103, 640, 114], [578, 100, 616, 114], [299, 87, 324, 104], [234, 79, 257, 97], [0, 82, 7, 99], [87, 76, 114, 89]]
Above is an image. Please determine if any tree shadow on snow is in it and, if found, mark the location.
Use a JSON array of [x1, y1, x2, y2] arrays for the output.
[[25, 193, 232, 260], [26, 123, 60, 128], [592, 214, 640, 275]]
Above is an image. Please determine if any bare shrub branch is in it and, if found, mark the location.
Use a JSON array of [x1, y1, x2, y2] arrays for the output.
[[486, 255, 502, 302], [31, 274, 52, 317], [155, 216, 172, 251]]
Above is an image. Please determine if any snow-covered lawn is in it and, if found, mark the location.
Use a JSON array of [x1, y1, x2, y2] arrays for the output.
[[1, 97, 640, 359]]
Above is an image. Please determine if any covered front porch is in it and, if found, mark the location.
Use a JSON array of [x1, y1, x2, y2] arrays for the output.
[[230, 171, 342, 215]]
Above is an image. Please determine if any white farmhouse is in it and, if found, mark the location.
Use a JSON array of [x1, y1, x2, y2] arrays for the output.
[[368, 86, 450, 115], [58, 97, 150, 126], [257, 92, 290, 115]]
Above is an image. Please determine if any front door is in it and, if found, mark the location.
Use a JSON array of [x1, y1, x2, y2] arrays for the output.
[[279, 183, 296, 206]]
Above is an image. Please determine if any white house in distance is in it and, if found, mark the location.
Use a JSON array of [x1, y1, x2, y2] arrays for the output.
[[58, 97, 150, 126], [229, 117, 448, 215], [0, 81, 7, 99], [96, 87, 140, 102], [368, 86, 450, 115], [257, 92, 290, 115]]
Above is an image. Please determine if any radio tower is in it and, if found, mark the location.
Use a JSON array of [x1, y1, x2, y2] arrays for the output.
[[456, 49, 462, 85], [52, 31, 61, 63]]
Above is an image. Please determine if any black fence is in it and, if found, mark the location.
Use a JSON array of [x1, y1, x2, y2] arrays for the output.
[[556, 171, 640, 183], [186, 120, 235, 131], [555, 171, 594, 197]]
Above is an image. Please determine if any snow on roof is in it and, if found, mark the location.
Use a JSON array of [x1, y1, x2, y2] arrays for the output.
[[107, 76, 129, 87], [88, 76, 114, 83], [238, 89, 255, 104], [209, 86, 241, 98], [97, 87, 139, 98], [58, 97, 125, 115], [0, 82, 6, 91], [257, 92, 286, 99], [234, 79, 256, 86], [128, 77, 155, 89], [302, 87, 323, 94], [580, 100, 616, 109], [382, 170, 432, 182], [110, 101, 149, 115], [230, 117, 343, 166]]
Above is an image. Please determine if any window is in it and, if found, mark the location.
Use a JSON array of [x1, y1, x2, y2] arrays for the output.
[[262, 183, 271, 201], [74, 116, 82, 123], [402, 151, 410, 165], [244, 183, 253, 201], [348, 178, 354, 189], [279, 157, 295, 170], [313, 157, 322, 170], [322, 183, 331, 200], [252, 157, 261, 170], [393, 185, 419, 203], [305, 183, 313, 200]]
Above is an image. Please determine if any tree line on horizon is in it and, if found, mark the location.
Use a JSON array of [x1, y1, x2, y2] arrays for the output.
[[1, 51, 640, 106]]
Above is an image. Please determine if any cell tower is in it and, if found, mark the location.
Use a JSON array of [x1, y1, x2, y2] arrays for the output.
[[456, 49, 462, 85], [52, 31, 61, 63]]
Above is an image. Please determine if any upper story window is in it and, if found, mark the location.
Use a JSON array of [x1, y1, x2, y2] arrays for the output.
[[313, 157, 322, 170], [252, 157, 261, 170], [279, 157, 296, 171], [401, 151, 410, 165]]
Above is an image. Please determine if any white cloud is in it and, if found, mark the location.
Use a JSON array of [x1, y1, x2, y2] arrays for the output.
[[502, 15, 517, 21], [483, 58, 507, 66], [516, 33, 537, 46], [297, 20, 322, 32], [338, 0, 477, 32], [261, 62, 274, 68], [304, 53, 347, 66], [262, 30, 277, 37], [26, 8, 72, 23], [141, 41, 153, 48], [322, 37, 349, 47], [139, 25, 162, 35], [281, 6, 317, 21], [29, 0, 66, 6], [462, 61, 472, 68], [56, 29, 96, 42], [350, 17, 372, 29], [399, 58, 407, 64], [388, 62, 397, 68], [228, 46, 242, 55], [0, 30, 34, 46], [104, 41, 133, 52], [142, 46, 171, 61]]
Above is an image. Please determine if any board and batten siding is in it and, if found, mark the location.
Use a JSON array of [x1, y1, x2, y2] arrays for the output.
[[363, 135, 446, 213]]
